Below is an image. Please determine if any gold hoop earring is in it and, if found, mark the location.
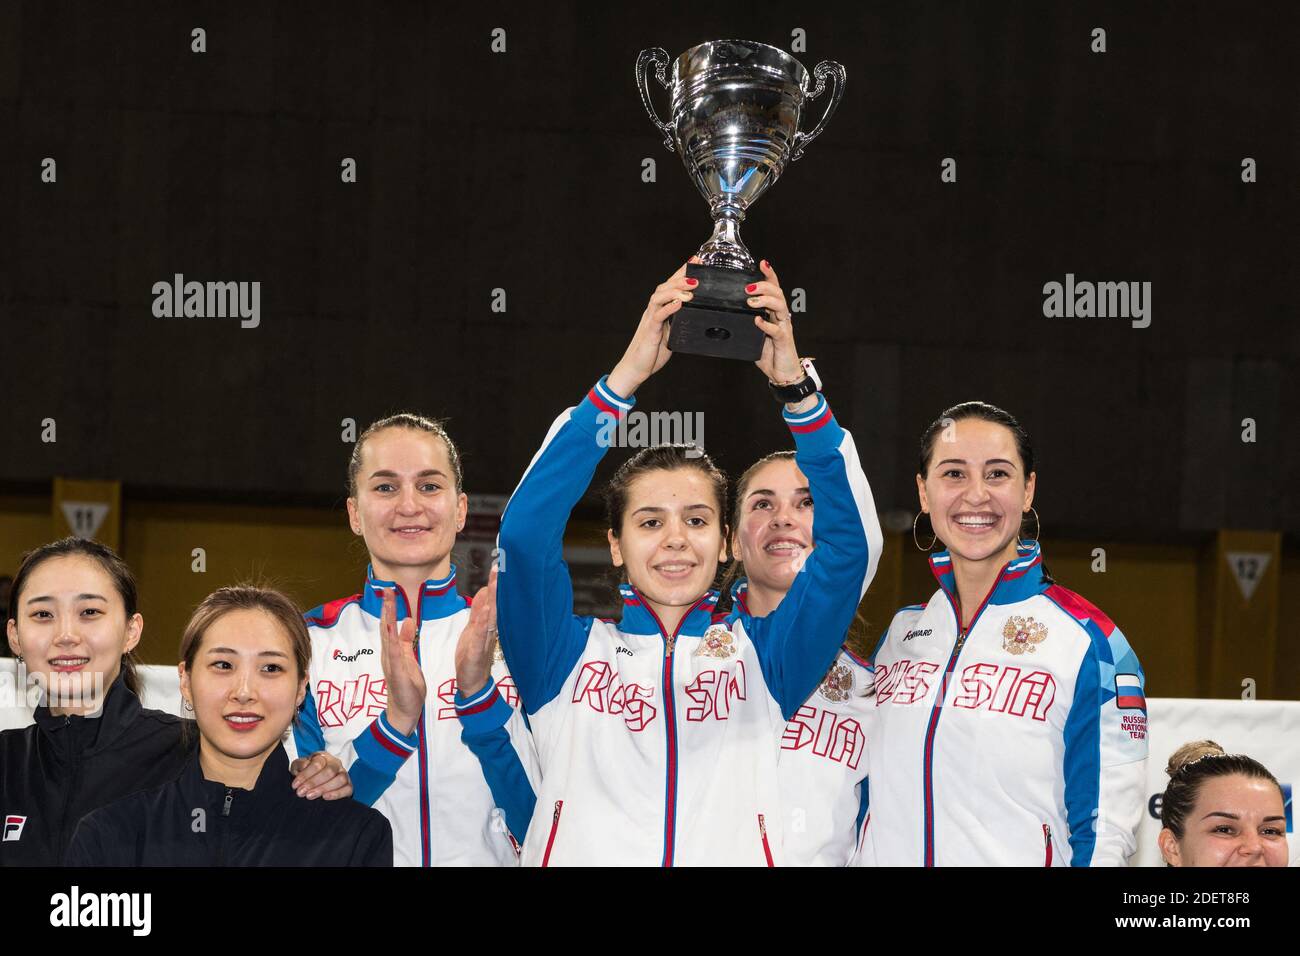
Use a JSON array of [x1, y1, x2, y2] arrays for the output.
[[912, 511, 937, 551], [1022, 507, 1040, 543]]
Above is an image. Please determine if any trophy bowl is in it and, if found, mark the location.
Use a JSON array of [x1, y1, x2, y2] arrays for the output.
[[637, 39, 845, 359]]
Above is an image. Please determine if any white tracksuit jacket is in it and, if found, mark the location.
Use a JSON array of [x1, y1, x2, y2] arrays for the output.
[[288, 567, 538, 866], [458, 578, 876, 866], [493, 377, 882, 866], [735, 581, 875, 865], [861, 542, 1148, 866]]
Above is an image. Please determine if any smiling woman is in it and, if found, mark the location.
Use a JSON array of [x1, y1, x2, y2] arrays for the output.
[[722, 450, 876, 865], [484, 259, 883, 866], [862, 402, 1150, 867], [1157, 740, 1288, 867], [1, 540, 367, 867], [64, 587, 392, 866], [602, 444, 730, 604], [0, 539, 187, 866], [285, 412, 534, 867], [5, 539, 144, 713]]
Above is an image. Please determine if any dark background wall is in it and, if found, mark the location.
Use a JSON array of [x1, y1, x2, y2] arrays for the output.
[[1, 1, 1295, 538]]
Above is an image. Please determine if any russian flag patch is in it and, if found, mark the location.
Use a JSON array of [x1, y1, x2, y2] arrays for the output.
[[1115, 673, 1146, 710]]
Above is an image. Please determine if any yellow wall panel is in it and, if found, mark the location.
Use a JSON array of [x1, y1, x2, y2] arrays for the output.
[[120, 502, 364, 665]]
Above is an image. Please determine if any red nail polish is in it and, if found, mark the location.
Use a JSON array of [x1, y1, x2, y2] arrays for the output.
[[685, 277, 698, 286], [745, 283, 757, 293]]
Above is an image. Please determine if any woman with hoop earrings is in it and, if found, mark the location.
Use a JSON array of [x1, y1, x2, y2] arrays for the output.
[[860, 402, 1148, 866]]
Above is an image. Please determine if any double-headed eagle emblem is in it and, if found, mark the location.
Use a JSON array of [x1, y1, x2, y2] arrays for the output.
[[1001, 615, 1048, 655]]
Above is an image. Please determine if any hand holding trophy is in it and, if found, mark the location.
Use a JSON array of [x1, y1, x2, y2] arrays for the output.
[[636, 40, 845, 361]]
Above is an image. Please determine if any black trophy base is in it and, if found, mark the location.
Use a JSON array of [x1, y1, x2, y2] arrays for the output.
[[667, 263, 767, 361]]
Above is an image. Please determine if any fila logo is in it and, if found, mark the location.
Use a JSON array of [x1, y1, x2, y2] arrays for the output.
[[332, 647, 374, 662], [3, 815, 26, 842], [902, 628, 932, 641]]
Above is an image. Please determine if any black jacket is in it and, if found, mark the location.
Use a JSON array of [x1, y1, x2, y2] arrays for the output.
[[65, 744, 392, 866], [0, 675, 193, 866]]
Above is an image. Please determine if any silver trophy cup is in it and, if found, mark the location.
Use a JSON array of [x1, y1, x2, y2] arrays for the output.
[[637, 39, 845, 359]]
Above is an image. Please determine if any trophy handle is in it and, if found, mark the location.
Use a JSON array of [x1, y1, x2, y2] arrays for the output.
[[636, 47, 677, 152], [790, 60, 846, 162]]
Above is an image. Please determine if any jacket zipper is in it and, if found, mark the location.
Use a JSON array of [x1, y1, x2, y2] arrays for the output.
[[397, 582, 433, 868], [1043, 823, 1053, 866], [541, 800, 564, 867], [660, 630, 679, 867], [637, 590, 710, 868], [757, 814, 775, 867], [919, 571, 1005, 867], [57, 716, 83, 859], [217, 788, 233, 867]]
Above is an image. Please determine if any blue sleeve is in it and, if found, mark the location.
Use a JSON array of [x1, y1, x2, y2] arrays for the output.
[[496, 376, 632, 713], [1063, 647, 1101, 865], [348, 712, 419, 807], [293, 683, 327, 757], [294, 683, 416, 806], [456, 678, 537, 844], [749, 395, 884, 719], [1063, 622, 1148, 867]]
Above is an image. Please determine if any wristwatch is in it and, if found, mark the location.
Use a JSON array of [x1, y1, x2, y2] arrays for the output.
[[768, 357, 822, 404]]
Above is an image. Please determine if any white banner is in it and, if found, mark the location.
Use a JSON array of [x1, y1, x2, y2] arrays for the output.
[[1136, 697, 1297, 867]]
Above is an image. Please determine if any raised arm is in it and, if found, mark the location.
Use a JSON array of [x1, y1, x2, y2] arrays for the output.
[[496, 261, 699, 713], [494, 380, 625, 714], [743, 261, 884, 718], [750, 400, 882, 717]]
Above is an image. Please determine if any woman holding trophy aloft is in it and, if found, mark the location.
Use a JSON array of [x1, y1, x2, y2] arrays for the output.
[[487, 257, 882, 866]]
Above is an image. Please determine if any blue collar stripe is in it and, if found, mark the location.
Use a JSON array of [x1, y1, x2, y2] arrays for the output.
[[359, 564, 466, 621]]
